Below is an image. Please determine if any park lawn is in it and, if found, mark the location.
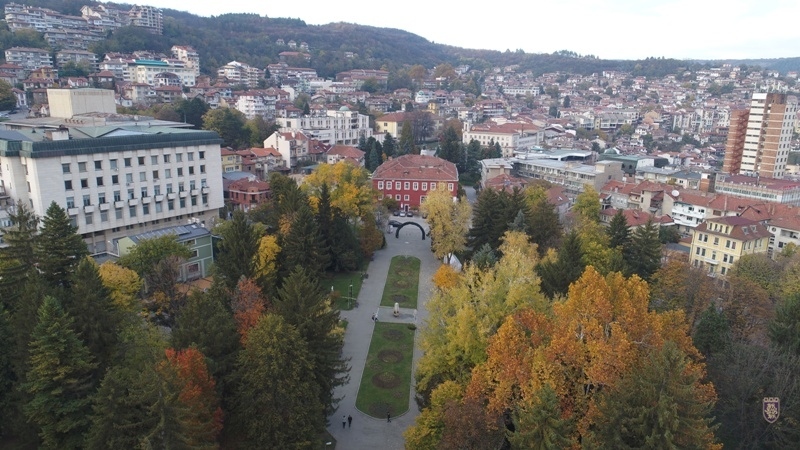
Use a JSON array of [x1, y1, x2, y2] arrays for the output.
[[325, 266, 367, 310], [380, 255, 420, 309], [355, 322, 415, 419]]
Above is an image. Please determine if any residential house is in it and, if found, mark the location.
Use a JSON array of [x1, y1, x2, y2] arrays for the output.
[[226, 178, 270, 212], [689, 216, 771, 278], [325, 145, 365, 166], [372, 155, 458, 211]]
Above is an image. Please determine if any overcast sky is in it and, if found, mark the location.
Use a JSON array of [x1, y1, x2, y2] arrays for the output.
[[142, 0, 800, 60]]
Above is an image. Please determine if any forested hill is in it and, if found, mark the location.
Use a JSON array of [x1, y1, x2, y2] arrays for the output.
[[3, 0, 800, 77]]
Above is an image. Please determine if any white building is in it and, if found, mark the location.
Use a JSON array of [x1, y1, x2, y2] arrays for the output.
[[276, 107, 372, 146], [4, 47, 53, 71], [0, 89, 223, 254], [171, 45, 200, 78], [127, 59, 196, 87], [217, 61, 263, 89], [463, 121, 544, 158], [55, 49, 98, 71]]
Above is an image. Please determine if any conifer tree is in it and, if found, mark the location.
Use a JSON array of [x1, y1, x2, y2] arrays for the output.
[[606, 209, 630, 249], [0, 201, 38, 308], [369, 145, 383, 171], [35, 202, 87, 288], [315, 183, 334, 270], [280, 205, 330, 280], [468, 188, 501, 252], [769, 292, 800, 356], [623, 217, 662, 281], [0, 304, 14, 437], [382, 132, 396, 157], [24, 296, 97, 450], [509, 385, 573, 450], [274, 268, 348, 416], [536, 230, 585, 298], [525, 186, 562, 253], [216, 209, 260, 288]]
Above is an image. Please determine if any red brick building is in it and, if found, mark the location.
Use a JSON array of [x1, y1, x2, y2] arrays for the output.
[[226, 179, 271, 212], [372, 154, 458, 211]]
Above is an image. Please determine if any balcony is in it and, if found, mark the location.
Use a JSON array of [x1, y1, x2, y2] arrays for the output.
[[114, 201, 125, 208], [142, 197, 152, 204], [201, 187, 209, 194], [129, 198, 140, 206], [99, 203, 109, 211], [83, 205, 95, 213], [167, 193, 176, 200], [704, 258, 719, 265], [179, 191, 188, 198], [155, 194, 164, 202], [191, 189, 199, 196], [67, 207, 80, 215]]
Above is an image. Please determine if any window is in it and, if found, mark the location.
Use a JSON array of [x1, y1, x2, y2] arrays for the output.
[[725, 239, 731, 248], [96, 176, 104, 186], [138, 156, 145, 165], [112, 175, 119, 184], [142, 203, 150, 215], [153, 170, 159, 180], [163, 154, 170, 163], [124, 157, 132, 167], [139, 172, 146, 182], [695, 247, 701, 255], [129, 206, 137, 217], [141, 187, 148, 198], [378, 181, 384, 189], [128, 189, 135, 200], [188, 152, 194, 161], [151, 155, 158, 164], [386, 181, 392, 189], [721, 267, 727, 275], [62, 163, 71, 174], [404, 182, 410, 190], [191, 196, 197, 206], [201, 179, 207, 188], [189, 249, 199, 258], [154, 185, 161, 195], [100, 211, 108, 222], [187, 263, 200, 274], [167, 183, 173, 194], [731, 242, 736, 249], [189, 180, 196, 190], [98, 192, 106, 204], [448, 183, 454, 191], [395, 194, 400, 200], [165, 169, 172, 178], [168, 200, 175, 211], [179, 182, 185, 192], [200, 165, 205, 174], [155, 202, 163, 213], [701, 248, 706, 256], [126, 173, 133, 184], [422, 182, 428, 191], [404, 195, 410, 201], [83, 195, 91, 206], [199, 151, 205, 160], [713, 237, 719, 246], [430, 183, 436, 190], [189, 166, 195, 175], [94, 160, 102, 170], [177, 168, 183, 177], [80, 179, 88, 188], [69, 216, 77, 228], [202, 194, 208, 205], [176, 153, 183, 162], [85, 213, 93, 225], [115, 208, 123, 220], [113, 190, 121, 202], [78, 162, 87, 172], [110, 159, 117, 170], [66, 196, 75, 208], [180, 198, 186, 208], [413, 182, 418, 190]]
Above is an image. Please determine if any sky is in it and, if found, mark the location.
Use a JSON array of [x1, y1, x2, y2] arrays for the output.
[[140, 0, 800, 60]]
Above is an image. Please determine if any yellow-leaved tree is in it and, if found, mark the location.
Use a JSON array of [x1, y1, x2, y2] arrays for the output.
[[253, 234, 280, 291], [420, 183, 471, 263], [302, 161, 375, 219], [98, 261, 143, 312]]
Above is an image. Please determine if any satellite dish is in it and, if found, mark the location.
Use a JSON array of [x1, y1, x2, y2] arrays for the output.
[[671, 190, 680, 197]]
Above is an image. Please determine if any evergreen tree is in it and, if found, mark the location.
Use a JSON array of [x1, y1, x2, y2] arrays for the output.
[[35, 202, 88, 288], [468, 188, 502, 252], [509, 385, 573, 450], [525, 188, 561, 253], [233, 314, 323, 448], [280, 206, 330, 280], [770, 292, 800, 355], [315, 183, 335, 271], [536, 230, 586, 298], [357, 134, 368, 151], [438, 125, 462, 166], [274, 268, 348, 416], [471, 243, 498, 269], [67, 258, 121, 379], [399, 120, 415, 155], [368, 145, 383, 171], [509, 209, 526, 232], [382, 132, 396, 157], [0, 200, 38, 308], [693, 303, 730, 357], [0, 304, 14, 437], [24, 296, 97, 450], [623, 218, 662, 281], [216, 209, 260, 289], [590, 342, 718, 449], [606, 209, 630, 249], [329, 212, 362, 272]]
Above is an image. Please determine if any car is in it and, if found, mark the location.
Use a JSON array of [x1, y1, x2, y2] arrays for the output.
[[388, 220, 402, 227], [398, 211, 406, 217], [406, 210, 414, 217], [393, 210, 400, 216]]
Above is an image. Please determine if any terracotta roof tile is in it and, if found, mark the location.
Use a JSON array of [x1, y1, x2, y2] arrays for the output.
[[372, 155, 457, 182]]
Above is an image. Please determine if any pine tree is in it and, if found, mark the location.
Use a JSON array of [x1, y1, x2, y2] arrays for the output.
[[0, 201, 38, 307], [274, 267, 348, 416], [0, 304, 14, 437], [36, 202, 87, 288], [606, 209, 630, 249], [216, 209, 260, 289], [693, 303, 731, 357], [382, 132, 396, 157], [233, 314, 323, 448], [770, 292, 800, 355], [525, 188, 561, 254], [468, 188, 501, 252], [67, 257, 120, 379], [399, 120, 415, 155], [24, 296, 97, 450], [536, 230, 586, 298], [509, 385, 573, 450], [315, 183, 335, 271], [471, 243, 498, 269], [369, 145, 383, 171], [329, 212, 362, 272], [623, 218, 662, 281], [280, 206, 330, 280]]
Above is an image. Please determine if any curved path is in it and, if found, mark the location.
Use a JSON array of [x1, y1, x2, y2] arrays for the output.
[[327, 217, 438, 449]]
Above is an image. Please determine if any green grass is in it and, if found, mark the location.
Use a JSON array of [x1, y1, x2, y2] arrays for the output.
[[325, 265, 368, 310], [355, 322, 415, 418], [380, 256, 420, 308]]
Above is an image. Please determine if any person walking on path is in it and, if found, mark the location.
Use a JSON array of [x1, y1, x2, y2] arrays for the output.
[[347, 415, 352, 428], [342, 415, 347, 429], [387, 411, 391, 423]]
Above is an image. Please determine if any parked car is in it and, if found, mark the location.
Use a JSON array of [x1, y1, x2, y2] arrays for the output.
[[406, 210, 414, 217], [393, 210, 400, 216], [399, 211, 406, 217]]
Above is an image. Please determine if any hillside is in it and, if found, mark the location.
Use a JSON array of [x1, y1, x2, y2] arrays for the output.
[[3, 0, 800, 77]]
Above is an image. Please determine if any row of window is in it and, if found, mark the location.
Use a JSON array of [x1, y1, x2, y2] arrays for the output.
[[377, 181, 454, 192], [70, 195, 210, 226], [61, 152, 206, 174], [696, 233, 738, 249], [65, 172, 207, 191], [694, 247, 736, 264], [67, 180, 208, 207]]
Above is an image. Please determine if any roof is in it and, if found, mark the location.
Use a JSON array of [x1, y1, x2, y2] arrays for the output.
[[485, 173, 528, 191], [326, 145, 365, 159], [373, 154, 458, 182], [128, 224, 210, 244], [695, 216, 771, 241]]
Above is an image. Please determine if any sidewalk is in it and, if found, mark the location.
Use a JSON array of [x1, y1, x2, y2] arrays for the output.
[[327, 217, 437, 449]]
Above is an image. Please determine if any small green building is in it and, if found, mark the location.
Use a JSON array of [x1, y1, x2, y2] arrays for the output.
[[117, 223, 214, 281]]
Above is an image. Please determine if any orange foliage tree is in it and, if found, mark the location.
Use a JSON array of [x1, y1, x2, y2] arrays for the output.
[[231, 277, 269, 341]]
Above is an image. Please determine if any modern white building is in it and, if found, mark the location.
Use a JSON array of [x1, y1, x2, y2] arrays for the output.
[[127, 59, 196, 87], [4, 47, 53, 71], [276, 107, 372, 146], [462, 121, 544, 158], [0, 89, 223, 254], [217, 61, 264, 89]]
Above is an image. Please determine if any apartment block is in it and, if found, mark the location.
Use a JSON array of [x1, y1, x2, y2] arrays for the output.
[[4, 47, 53, 71]]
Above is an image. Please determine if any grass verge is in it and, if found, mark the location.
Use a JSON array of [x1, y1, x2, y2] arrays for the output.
[[325, 265, 368, 310], [355, 322, 415, 419], [380, 256, 420, 309]]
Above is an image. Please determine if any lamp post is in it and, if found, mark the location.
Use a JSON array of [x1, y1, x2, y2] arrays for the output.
[[349, 283, 353, 308]]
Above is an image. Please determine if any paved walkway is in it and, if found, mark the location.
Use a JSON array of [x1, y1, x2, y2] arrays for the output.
[[326, 217, 438, 449]]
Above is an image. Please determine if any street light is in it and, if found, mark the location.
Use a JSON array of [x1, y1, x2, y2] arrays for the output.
[[349, 283, 353, 309]]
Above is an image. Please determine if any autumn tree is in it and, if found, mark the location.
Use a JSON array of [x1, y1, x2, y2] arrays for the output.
[[231, 277, 268, 341], [98, 261, 143, 313], [24, 296, 97, 450], [649, 259, 718, 329], [302, 161, 375, 220], [571, 186, 601, 225], [405, 381, 464, 449], [253, 234, 280, 294], [421, 183, 471, 263], [232, 314, 323, 448], [215, 209, 260, 289], [36, 201, 88, 288], [118, 234, 191, 294]]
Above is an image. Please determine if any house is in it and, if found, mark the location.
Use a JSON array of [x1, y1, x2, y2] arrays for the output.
[[689, 216, 771, 278], [221, 148, 242, 173], [263, 130, 310, 169], [372, 155, 458, 211], [484, 173, 528, 191], [117, 224, 213, 281], [325, 145, 365, 166], [226, 178, 270, 212], [375, 112, 409, 138]]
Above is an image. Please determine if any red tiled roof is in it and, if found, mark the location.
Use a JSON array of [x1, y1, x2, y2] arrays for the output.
[[696, 216, 771, 241], [326, 145, 365, 159], [373, 155, 458, 182], [484, 173, 528, 191]]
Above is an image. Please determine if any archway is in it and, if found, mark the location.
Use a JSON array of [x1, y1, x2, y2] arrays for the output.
[[393, 221, 426, 240]]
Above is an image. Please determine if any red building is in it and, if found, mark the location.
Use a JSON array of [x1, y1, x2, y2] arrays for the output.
[[226, 179, 271, 212], [372, 154, 458, 211]]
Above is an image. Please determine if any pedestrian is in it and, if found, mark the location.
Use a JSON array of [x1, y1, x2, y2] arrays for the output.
[[347, 415, 352, 428], [342, 415, 347, 429], [387, 411, 391, 423]]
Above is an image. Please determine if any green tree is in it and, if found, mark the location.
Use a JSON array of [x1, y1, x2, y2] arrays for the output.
[[280, 205, 330, 280], [471, 243, 498, 269], [548, 104, 558, 118], [24, 296, 97, 450], [118, 234, 191, 294], [215, 209, 260, 288], [232, 314, 323, 448], [0, 201, 38, 308], [606, 209, 630, 249], [174, 97, 210, 129], [67, 258, 120, 379], [571, 186, 601, 225], [202, 107, 250, 149], [274, 267, 348, 415], [0, 304, 14, 437], [468, 188, 506, 253], [398, 120, 415, 155], [36, 202, 88, 288], [524, 186, 561, 253], [623, 218, 662, 281], [562, 95, 571, 108], [590, 341, 718, 449], [0, 79, 17, 111], [693, 303, 730, 357], [438, 124, 462, 166], [770, 292, 800, 355], [382, 132, 396, 157], [536, 230, 585, 298], [244, 115, 279, 147], [509, 385, 573, 450]]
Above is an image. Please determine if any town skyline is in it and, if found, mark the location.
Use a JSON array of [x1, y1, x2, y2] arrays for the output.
[[136, 0, 800, 61]]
